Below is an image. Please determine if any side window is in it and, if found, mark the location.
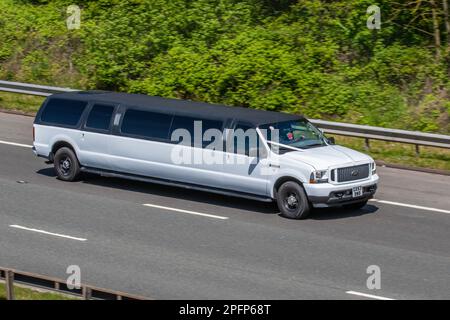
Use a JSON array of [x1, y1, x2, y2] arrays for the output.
[[169, 116, 195, 143], [169, 116, 223, 148], [41, 98, 87, 126], [201, 119, 223, 148], [86, 104, 115, 131], [232, 123, 257, 156], [121, 109, 173, 140]]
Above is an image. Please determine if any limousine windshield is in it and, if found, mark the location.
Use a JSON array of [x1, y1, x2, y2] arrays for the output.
[[260, 119, 327, 151]]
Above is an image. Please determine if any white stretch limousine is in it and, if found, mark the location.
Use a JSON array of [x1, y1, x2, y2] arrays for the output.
[[33, 91, 378, 219]]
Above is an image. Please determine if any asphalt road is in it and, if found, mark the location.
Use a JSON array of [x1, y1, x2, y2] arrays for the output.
[[0, 112, 449, 299]]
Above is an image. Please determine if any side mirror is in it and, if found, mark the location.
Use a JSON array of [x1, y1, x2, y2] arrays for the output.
[[327, 136, 335, 145]]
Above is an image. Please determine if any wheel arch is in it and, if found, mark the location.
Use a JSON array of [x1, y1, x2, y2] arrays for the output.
[[272, 176, 306, 199], [50, 140, 77, 163]]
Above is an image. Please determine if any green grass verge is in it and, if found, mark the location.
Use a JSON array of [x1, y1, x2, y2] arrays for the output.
[[0, 282, 77, 300], [336, 136, 450, 171], [0, 91, 449, 172], [0, 92, 45, 114]]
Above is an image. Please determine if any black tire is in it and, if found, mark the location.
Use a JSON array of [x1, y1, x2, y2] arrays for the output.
[[276, 181, 311, 219], [54, 147, 80, 181], [343, 200, 368, 210]]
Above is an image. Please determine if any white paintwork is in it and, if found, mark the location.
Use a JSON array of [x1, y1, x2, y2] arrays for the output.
[[283, 145, 372, 170], [221, 152, 270, 195], [33, 109, 378, 206], [305, 174, 378, 195]]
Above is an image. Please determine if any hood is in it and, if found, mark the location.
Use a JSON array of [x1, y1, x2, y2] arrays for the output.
[[282, 145, 372, 170]]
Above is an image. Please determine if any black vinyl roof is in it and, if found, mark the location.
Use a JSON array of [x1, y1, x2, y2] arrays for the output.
[[50, 91, 302, 126]]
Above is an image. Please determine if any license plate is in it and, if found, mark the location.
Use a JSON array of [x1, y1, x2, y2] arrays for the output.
[[352, 186, 363, 197]]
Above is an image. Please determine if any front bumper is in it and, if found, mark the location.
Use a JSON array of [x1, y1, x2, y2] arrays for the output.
[[305, 174, 379, 208]]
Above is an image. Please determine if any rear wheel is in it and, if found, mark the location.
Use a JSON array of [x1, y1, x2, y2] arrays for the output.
[[276, 181, 311, 219], [54, 147, 80, 181], [343, 200, 368, 210]]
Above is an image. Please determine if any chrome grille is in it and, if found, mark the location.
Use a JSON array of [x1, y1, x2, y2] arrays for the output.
[[337, 164, 370, 182]]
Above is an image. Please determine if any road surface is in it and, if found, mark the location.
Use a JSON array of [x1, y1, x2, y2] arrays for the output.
[[0, 112, 449, 299]]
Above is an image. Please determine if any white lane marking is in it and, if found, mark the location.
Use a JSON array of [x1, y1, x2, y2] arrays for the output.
[[370, 199, 450, 215], [0, 139, 32, 148], [9, 225, 87, 241], [143, 203, 229, 220], [346, 291, 394, 300]]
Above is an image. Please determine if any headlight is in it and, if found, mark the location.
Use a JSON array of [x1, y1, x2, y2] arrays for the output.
[[371, 161, 376, 174], [309, 170, 329, 183]]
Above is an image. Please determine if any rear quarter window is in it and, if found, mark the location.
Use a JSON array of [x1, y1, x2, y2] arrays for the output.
[[86, 104, 115, 131], [40, 98, 87, 127]]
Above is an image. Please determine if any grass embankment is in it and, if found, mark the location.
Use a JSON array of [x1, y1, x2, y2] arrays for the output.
[[0, 282, 77, 300], [0, 91, 448, 171], [335, 136, 450, 171], [0, 92, 45, 115]]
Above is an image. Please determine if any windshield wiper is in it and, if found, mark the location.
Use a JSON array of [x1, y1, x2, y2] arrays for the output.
[[300, 142, 326, 149], [277, 145, 296, 154]]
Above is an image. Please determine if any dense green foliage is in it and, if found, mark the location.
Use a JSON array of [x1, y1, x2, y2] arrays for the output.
[[0, 0, 449, 133]]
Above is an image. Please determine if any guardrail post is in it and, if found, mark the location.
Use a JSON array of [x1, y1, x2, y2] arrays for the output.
[[0, 266, 146, 300], [5, 270, 15, 300], [82, 286, 92, 300], [364, 138, 370, 151], [415, 144, 420, 156]]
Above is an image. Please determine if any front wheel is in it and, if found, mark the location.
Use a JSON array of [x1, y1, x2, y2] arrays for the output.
[[276, 181, 311, 219], [54, 147, 80, 181]]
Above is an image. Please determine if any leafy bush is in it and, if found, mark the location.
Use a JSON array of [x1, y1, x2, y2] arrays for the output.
[[0, 0, 449, 133]]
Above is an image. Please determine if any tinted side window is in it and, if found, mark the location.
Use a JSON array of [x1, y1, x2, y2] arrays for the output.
[[121, 109, 172, 140], [86, 104, 115, 130], [232, 124, 256, 156], [170, 116, 195, 136], [169, 116, 223, 148], [41, 99, 87, 126]]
